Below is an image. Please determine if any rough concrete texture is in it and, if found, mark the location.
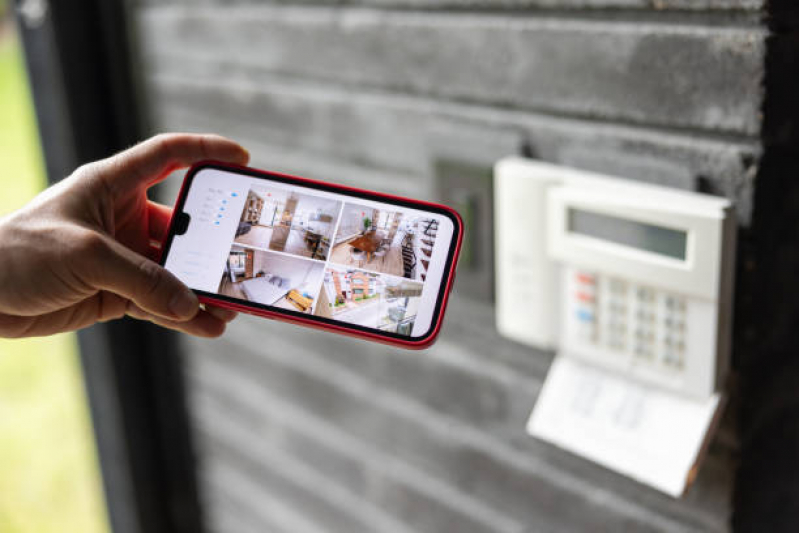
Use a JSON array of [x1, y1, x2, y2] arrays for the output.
[[137, 6, 765, 135], [129, 0, 767, 531], [146, 73, 759, 223], [182, 319, 735, 532], [135, 0, 763, 11]]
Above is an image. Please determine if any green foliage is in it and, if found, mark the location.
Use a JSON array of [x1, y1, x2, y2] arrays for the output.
[[0, 31, 109, 533], [362, 216, 372, 230]]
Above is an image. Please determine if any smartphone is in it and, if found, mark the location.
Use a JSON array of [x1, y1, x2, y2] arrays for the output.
[[159, 162, 463, 349]]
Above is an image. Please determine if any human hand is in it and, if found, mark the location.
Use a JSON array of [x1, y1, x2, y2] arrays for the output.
[[0, 133, 250, 338]]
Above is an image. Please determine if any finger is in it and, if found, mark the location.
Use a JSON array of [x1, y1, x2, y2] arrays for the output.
[[147, 200, 173, 244], [0, 308, 93, 338], [0, 292, 127, 338], [0, 310, 83, 338], [204, 304, 238, 323], [127, 303, 227, 338], [79, 232, 200, 321], [100, 133, 250, 196]]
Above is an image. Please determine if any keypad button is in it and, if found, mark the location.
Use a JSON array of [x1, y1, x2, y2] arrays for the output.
[[576, 290, 594, 300], [609, 278, 626, 293], [663, 350, 684, 369], [635, 346, 652, 359], [636, 287, 655, 302]]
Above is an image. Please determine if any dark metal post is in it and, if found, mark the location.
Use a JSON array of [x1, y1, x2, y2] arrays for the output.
[[14, 1, 203, 532]]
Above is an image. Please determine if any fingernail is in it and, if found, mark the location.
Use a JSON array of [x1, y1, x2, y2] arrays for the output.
[[170, 290, 199, 319]]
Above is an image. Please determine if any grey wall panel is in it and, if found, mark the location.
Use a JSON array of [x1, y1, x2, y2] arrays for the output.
[[127, 0, 766, 530], [132, 0, 763, 12], [136, 6, 765, 135], [178, 315, 734, 532], [145, 75, 759, 223]]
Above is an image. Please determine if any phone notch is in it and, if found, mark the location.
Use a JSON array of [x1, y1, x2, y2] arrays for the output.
[[174, 212, 191, 235]]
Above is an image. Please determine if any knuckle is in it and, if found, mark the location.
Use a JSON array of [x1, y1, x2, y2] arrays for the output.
[[73, 229, 108, 258], [152, 132, 175, 143], [97, 292, 127, 322], [68, 162, 106, 192], [137, 258, 167, 297], [153, 133, 180, 155], [70, 162, 98, 180]]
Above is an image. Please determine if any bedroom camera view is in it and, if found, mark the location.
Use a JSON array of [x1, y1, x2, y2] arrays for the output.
[[234, 185, 342, 260], [218, 245, 325, 314], [329, 203, 440, 282], [314, 266, 424, 335]]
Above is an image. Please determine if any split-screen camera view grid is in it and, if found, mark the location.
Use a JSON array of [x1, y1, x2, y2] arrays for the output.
[[217, 184, 441, 336]]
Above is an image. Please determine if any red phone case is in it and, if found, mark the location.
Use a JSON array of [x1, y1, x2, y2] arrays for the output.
[[159, 161, 464, 349]]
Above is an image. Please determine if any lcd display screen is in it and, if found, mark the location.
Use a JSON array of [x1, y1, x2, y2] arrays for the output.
[[568, 208, 687, 260]]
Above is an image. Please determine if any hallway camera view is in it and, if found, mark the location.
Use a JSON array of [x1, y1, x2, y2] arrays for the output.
[[218, 245, 325, 314], [314, 266, 424, 336], [329, 203, 439, 281], [234, 185, 341, 260]]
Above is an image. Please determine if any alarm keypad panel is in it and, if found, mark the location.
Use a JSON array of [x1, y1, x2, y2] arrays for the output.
[[565, 267, 690, 379], [494, 157, 736, 497]]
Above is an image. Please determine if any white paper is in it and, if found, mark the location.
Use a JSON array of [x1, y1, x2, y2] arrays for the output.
[[528, 356, 722, 497]]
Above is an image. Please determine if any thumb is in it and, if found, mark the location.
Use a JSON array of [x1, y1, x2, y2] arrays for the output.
[[84, 233, 200, 321]]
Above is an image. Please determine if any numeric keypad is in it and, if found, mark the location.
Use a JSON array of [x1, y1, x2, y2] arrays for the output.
[[570, 270, 688, 374]]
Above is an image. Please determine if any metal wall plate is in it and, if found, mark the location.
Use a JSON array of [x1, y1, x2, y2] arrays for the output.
[[435, 158, 495, 303]]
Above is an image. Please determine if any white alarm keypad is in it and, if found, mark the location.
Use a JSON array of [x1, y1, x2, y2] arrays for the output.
[[567, 268, 689, 375]]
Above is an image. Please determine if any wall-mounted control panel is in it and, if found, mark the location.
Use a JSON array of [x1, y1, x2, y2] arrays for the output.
[[495, 157, 736, 496]]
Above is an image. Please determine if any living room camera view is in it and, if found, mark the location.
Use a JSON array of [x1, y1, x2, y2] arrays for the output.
[[234, 185, 342, 261], [329, 203, 440, 282], [314, 266, 424, 335], [218, 245, 325, 314], [213, 185, 442, 336]]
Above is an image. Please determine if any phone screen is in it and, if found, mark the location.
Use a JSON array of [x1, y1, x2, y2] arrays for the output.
[[162, 166, 458, 341]]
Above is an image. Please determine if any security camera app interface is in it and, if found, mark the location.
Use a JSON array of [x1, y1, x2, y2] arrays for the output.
[[163, 168, 456, 339]]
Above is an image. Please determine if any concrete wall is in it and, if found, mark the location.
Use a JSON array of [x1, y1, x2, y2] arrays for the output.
[[129, 1, 768, 531]]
